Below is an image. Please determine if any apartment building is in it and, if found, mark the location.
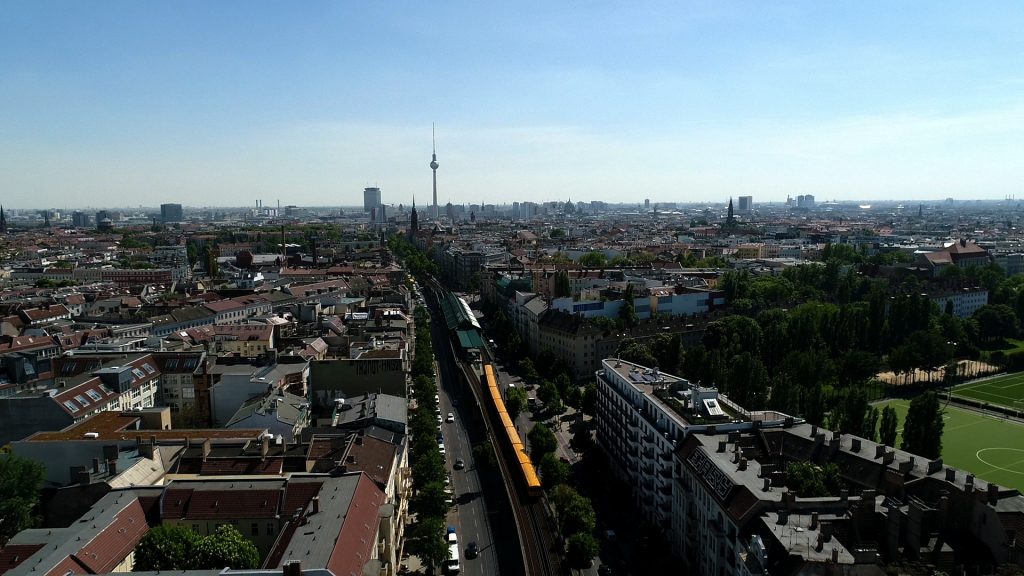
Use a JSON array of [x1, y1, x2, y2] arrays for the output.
[[593, 358, 1024, 574]]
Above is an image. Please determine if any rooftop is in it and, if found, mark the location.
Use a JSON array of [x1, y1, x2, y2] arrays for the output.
[[24, 411, 266, 442]]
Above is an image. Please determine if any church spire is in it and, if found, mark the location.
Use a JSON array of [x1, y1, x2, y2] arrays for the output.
[[0, 205, 6, 234]]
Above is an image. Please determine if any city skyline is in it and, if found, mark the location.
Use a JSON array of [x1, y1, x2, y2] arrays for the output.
[[2, 2, 1024, 208]]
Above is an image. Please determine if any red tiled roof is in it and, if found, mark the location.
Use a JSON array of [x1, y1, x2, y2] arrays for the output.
[[74, 498, 150, 573], [204, 299, 244, 312], [181, 489, 282, 520], [328, 474, 385, 576], [160, 488, 194, 519], [0, 544, 44, 575], [44, 555, 89, 576], [282, 480, 324, 516], [198, 459, 284, 476]]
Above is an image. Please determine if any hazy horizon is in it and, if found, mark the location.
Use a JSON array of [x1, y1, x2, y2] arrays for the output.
[[3, 2, 1023, 209]]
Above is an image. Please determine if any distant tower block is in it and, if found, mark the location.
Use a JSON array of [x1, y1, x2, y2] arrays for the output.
[[430, 124, 440, 219]]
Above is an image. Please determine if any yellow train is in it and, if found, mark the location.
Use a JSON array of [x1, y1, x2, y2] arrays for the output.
[[482, 363, 543, 497]]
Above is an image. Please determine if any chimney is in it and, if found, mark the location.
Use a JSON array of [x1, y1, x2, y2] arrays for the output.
[[815, 532, 824, 552], [778, 510, 788, 525], [882, 451, 895, 465], [311, 496, 320, 515], [927, 459, 943, 475], [283, 560, 302, 576], [762, 477, 771, 492], [840, 489, 849, 503], [861, 489, 876, 507], [966, 473, 975, 488], [717, 440, 727, 453], [810, 425, 818, 437], [831, 548, 839, 563], [139, 439, 155, 460], [988, 483, 999, 505], [355, 435, 363, 446], [850, 438, 861, 452], [821, 521, 833, 542], [875, 444, 886, 459], [107, 459, 118, 476], [92, 458, 101, 473], [738, 457, 747, 471], [945, 468, 956, 482], [70, 465, 91, 485], [811, 511, 819, 530], [102, 444, 119, 461]]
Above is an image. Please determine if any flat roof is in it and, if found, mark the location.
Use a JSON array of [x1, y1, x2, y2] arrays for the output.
[[24, 411, 266, 442]]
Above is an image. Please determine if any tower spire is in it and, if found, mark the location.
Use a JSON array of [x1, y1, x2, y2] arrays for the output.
[[429, 123, 439, 219], [0, 205, 6, 234]]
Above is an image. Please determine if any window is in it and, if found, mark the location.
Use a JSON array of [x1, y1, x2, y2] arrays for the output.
[[63, 400, 79, 412], [142, 363, 155, 374], [251, 523, 259, 536], [266, 522, 275, 536], [74, 395, 89, 407], [86, 389, 103, 402]]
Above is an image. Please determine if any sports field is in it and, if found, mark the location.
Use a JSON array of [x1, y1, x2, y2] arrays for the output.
[[952, 372, 1024, 411], [877, 399, 1024, 492]]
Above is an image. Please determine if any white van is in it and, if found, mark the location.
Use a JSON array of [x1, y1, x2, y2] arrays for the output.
[[445, 543, 461, 574]]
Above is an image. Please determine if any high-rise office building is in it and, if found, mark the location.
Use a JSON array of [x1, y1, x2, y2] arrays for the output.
[[738, 196, 753, 212], [71, 211, 91, 227], [363, 187, 382, 214], [160, 203, 184, 222]]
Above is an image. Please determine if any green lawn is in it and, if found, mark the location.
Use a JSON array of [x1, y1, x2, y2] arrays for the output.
[[877, 399, 1024, 491], [952, 372, 1024, 411]]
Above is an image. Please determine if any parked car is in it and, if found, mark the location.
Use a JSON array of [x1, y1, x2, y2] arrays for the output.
[[453, 458, 465, 470]]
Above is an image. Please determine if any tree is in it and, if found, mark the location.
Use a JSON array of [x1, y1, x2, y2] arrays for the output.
[[975, 304, 1020, 342], [411, 481, 450, 518], [528, 423, 558, 464], [134, 524, 202, 571], [563, 384, 584, 411], [555, 270, 571, 298], [615, 339, 656, 367], [863, 406, 880, 442], [834, 388, 869, 437], [539, 452, 571, 489], [551, 485, 596, 536], [566, 532, 600, 568], [472, 441, 498, 471], [578, 251, 608, 268], [537, 380, 561, 408], [506, 386, 528, 421], [785, 462, 842, 497], [193, 525, 260, 569], [618, 283, 639, 328], [136, 524, 259, 570], [410, 516, 448, 572], [878, 406, 898, 447], [0, 453, 45, 545], [580, 382, 598, 417], [901, 392, 944, 459]]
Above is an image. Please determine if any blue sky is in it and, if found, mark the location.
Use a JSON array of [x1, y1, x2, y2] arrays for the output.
[[2, 1, 1023, 208]]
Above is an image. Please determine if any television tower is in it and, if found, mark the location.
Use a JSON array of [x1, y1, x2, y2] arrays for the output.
[[429, 124, 439, 219]]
